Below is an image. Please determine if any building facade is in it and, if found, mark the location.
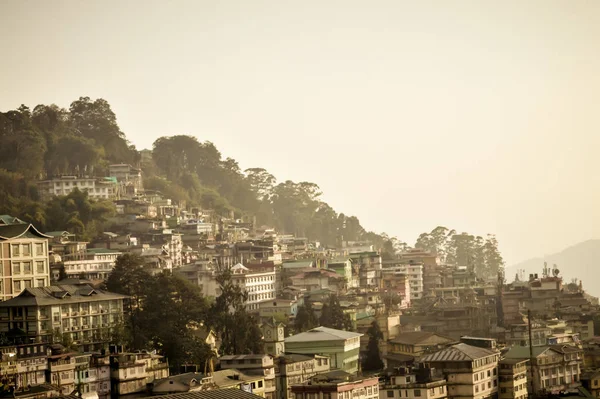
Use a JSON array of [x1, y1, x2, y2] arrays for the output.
[[0, 285, 126, 350], [0, 223, 52, 301], [285, 327, 363, 375]]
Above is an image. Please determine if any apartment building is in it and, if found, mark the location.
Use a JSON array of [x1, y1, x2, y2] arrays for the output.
[[419, 342, 500, 399], [380, 366, 448, 399], [285, 326, 363, 374], [63, 248, 121, 280], [36, 176, 118, 202], [291, 370, 379, 399], [275, 354, 330, 399], [0, 284, 126, 350], [110, 351, 169, 396], [386, 332, 457, 368], [504, 344, 583, 395], [498, 359, 528, 399], [349, 252, 382, 288], [230, 263, 276, 311], [0, 223, 52, 300], [220, 354, 276, 399]]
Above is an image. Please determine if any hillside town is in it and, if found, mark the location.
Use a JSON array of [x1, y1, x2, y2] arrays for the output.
[[0, 163, 598, 399]]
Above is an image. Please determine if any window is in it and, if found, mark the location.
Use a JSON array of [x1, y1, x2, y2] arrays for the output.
[[387, 391, 394, 398], [258, 381, 263, 388], [23, 262, 31, 273], [35, 243, 44, 255], [14, 281, 22, 292], [36, 261, 45, 273], [24, 280, 31, 289], [488, 381, 491, 389], [22, 245, 31, 256], [487, 370, 491, 377], [414, 390, 421, 397], [11, 244, 20, 256], [37, 279, 45, 287], [13, 263, 21, 274]]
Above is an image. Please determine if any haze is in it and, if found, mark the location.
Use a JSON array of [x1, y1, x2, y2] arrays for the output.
[[1, 0, 599, 266]]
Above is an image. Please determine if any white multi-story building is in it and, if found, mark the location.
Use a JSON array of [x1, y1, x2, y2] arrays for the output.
[[393, 264, 424, 300], [36, 176, 118, 202], [231, 263, 276, 311], [63, 248, 121, 280]]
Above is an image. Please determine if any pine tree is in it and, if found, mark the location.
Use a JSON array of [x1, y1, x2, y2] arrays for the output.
[[362, 321, 384, 372]]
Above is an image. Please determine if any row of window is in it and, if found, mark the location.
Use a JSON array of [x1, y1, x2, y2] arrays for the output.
[[13, 261, 46, 275], [12, 279, 47, 292], [474, 379, 497, 393], [385, 386, 445, 397], [474, 367, 497, 381], [10, 243, 46, 257]]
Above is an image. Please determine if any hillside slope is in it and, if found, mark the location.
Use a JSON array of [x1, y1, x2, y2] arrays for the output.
[[507, 239, 600, 296]]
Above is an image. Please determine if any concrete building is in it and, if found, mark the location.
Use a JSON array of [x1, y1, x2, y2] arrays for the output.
[[275, 354, 330, 399], [291, 370, 379, 399], [220, 354, 276, 399], [380, 366, 448, 399], [258, 298, 301, 321], [230, 263, 276, 312], [0, 223, 52, 300], [109, 351, 169, 396], [284, 326, 363, 374], [498, 359, 528, 399], [63, 248, 121, 281], [36, 176, 118, 202], [349, 252, 382, 288], [504, 344, 583, 395], [328, 257, 357, 288], [0, 285, 126, 350], [419, 342, 500, 399], [386, 332, 457, 368]]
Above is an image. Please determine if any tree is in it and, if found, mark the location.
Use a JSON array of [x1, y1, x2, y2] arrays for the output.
[[362, 321, 384, 372], [294, 301, 319, 332], [206, 265, 264, 355], [319, 295, 353, 331]]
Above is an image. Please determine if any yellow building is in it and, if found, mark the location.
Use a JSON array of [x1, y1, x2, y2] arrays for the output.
[[0, 222, 51, 301]]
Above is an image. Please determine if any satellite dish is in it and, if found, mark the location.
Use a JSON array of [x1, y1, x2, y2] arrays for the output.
[[553, 268, 560, 277]]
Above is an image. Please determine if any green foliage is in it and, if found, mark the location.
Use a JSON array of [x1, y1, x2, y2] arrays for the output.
[[294, 301, 319, 333], [362, 321, 384, 372], [319, 295, 353, 331], [415, 226, 505, 280], [2, 97, 401, 254], [205, 265, 264, 355], [106, 254, 210, 370]]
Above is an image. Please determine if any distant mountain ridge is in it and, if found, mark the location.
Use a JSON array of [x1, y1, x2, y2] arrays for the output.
[[507, 239, 600, 297]]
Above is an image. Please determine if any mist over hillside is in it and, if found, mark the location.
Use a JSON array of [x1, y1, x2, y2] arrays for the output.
[[507, 239, 600, 297]]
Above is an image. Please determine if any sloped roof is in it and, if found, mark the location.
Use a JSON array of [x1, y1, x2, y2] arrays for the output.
[[285, 326, 362, 343], [0, 215, 25, 225], [0, 284, 128, 307], [420, 343, 498, 362], [389, 332, 456, 346], [504, 346, 549, 360], [0, 224, 51, 241], [151, 389, 263, 399]]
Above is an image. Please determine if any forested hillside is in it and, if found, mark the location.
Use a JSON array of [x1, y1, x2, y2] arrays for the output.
[[0, 97, 396, 249]]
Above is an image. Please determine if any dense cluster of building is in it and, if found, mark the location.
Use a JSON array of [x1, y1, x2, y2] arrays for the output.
[[0, 165, 598, 399]]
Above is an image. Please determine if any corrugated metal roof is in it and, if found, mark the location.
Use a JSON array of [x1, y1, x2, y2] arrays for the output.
[[151, 389, 263, 399], [420, 343, 498, 362], [285, 326, 362, 343]]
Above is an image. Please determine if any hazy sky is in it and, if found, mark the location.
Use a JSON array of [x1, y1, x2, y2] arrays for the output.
[[1, 1, 599, 266]]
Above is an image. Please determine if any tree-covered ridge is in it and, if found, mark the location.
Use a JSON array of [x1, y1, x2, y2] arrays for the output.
[[415, 226, 504, 279], [0, 97, 396, 250]]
